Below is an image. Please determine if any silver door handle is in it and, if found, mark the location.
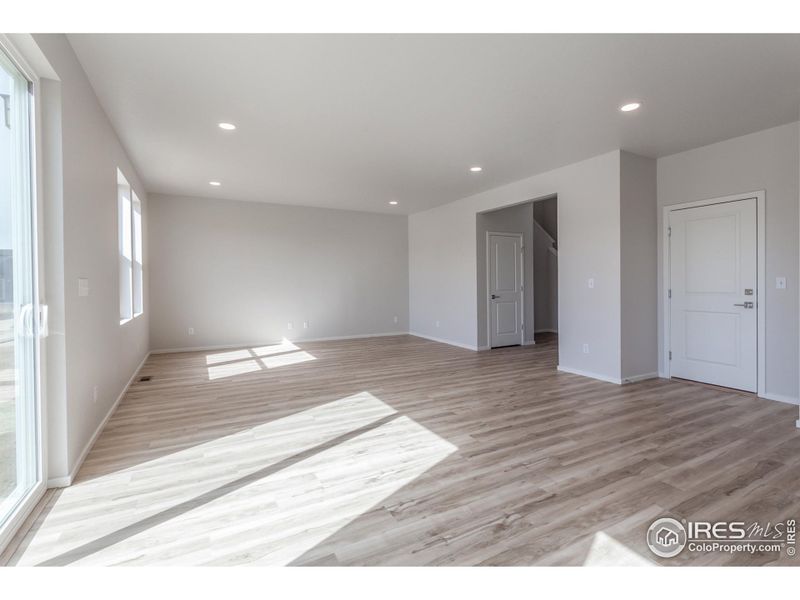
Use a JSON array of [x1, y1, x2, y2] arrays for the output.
[[733, 302, 754, 308]]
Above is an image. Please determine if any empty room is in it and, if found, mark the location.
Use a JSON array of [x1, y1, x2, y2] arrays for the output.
[[2, 6, 800, 592]]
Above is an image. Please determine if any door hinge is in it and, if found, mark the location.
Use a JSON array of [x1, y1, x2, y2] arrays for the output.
[[668, 289, 672, 299], [669, 351, 672, 360], [668, 226, 672, 237]]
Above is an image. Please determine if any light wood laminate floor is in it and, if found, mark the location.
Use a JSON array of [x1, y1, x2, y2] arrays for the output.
[[3, 334, 799, 566]]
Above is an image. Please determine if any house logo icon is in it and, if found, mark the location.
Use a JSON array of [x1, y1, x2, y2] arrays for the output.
[[647, 517, 687, 558]]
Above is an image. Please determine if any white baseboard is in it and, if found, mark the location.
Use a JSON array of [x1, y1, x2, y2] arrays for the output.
[[759, 392, 800, 406], [151, 331, 409, 354], [408, 332, 478, 352], [47, 350, 151, 488], [523, 340, 536, 346], [622, 372, 659, 384], [557, 365, 622, 385], [534, 328, 558, 334]]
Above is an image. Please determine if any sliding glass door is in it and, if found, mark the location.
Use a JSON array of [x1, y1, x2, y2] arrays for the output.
[[0, 46, 41, 540]]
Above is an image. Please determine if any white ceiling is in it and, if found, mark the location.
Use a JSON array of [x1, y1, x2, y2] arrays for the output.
[[68, 34, 800, 214]]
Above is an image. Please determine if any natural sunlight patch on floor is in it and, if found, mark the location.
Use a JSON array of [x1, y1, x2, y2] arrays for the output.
[[582, 531, 655, 566], [16, 392, 457, 566], [205, 340, 315, 380]]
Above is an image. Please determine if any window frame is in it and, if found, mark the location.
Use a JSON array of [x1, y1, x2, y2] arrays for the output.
[[117, 168, 143, 324]]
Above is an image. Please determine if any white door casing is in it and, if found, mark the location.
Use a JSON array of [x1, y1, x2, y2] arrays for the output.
[[668, 198, 758, 392], [487, 232, 524, 348]]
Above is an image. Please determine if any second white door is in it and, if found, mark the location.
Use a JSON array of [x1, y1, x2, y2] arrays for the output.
[[488, 233, 524, 348], [669, 198, 757, 392]]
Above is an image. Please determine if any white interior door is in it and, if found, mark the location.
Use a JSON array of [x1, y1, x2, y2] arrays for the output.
[[488, 233, 523, 348], [669, 199, 757, 391]]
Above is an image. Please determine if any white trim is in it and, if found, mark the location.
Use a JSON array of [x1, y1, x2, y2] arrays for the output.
[[485, 231, 525, 349], [662, 191, 767, 398], [150, 332, 409, 355], [557, 365, 622, 385], [0, 480, 46, 554], [47, 351, 151, 488], [622, 372, 660, 384], [522, 340, 536, 346], [409, 332, 479, 352], [759, 392, 800, 406], [534, 328, 558, 334]]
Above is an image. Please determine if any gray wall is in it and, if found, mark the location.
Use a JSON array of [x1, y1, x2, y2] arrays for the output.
[[533, 212, 558, 333], [34, 34, 151, 481], [657, 121, 799, 402], [148, 194, 409, 350], [410, 150, 623, 380], [476, 202, 535, 347], [620, 152, 658, 380], [533, 197, 558, 241]]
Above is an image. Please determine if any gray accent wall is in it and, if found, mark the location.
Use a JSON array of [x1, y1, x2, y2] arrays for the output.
[[148, 194, 409, 351], [657, 121, 799, 402], [620, 152, 658, 380]]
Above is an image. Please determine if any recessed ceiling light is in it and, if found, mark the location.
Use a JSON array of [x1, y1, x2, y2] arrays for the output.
[[470, 166, 483, 173], [218, 122, 236, 130], [389, 201, 398, 205], [619, 102, 642, 112], [209, 181, 221, 186]]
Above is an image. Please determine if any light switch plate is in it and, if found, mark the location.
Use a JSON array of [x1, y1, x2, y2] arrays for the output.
[[588, 278, 595, 289], [776, 277, 787, 289], [78, 278, 89, 297]]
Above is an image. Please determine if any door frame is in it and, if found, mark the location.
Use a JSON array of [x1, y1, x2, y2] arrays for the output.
[[486, 231, 524, 348], [661, 190, 766, 397]]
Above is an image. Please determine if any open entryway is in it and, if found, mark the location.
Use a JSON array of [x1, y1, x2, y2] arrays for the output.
[[476, 197, 558, 351], [665, 194, 764, 393]]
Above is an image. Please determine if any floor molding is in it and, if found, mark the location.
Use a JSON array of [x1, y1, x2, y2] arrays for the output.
[[47, 351, 151, 488], [408, 332, 479, 352], [759, 392, 800, 406], [557, 365, 622, 385], [151, 332, 409, 355], [622, 372, 660, 384], [534, 328, 558, 334]]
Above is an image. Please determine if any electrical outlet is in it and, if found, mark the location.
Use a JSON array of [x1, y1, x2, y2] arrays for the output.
[[435, 320, 440, 328], [303, 321, 309, 329], [92, 385, 98, 403], [582, 343, 589, 354], [287, 322, 293, 330], [393, 315, 399, 324], [188, 327, 195, 335]]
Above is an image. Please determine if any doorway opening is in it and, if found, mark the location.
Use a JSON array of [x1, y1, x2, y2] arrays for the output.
[[476, 196, 558, 352]]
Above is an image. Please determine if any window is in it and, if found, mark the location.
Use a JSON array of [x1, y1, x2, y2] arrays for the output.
[[118, 169, 143, 322], [132, 191, 143, 315], [0, 45, 41, 545]]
